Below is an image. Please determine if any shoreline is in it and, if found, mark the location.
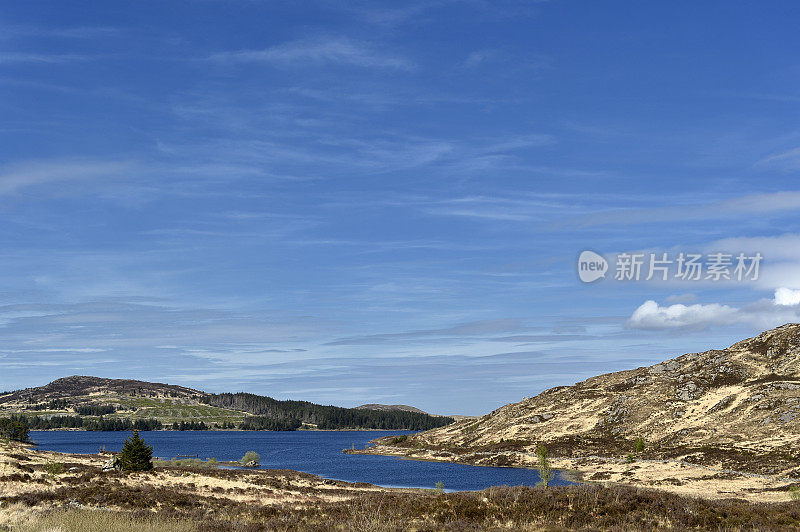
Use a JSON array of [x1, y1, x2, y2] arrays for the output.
[[4, 440, 800, 530], [348, 443, 799, 503]]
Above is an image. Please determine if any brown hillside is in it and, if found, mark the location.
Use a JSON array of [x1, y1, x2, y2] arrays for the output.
[[0, 375, 205, 405], [410, 324, 800, 468]]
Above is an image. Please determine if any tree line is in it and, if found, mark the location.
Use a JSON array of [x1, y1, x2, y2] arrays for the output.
[[0, 415, 30, 442], [203, 393, 454, 430], [23, 415, 163, 431]]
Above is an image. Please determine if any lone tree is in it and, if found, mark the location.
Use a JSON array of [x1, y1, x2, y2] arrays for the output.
[[118, 430, 153, 471], [535, 444, 555, 488]]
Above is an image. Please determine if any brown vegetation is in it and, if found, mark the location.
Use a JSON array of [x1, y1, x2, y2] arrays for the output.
[[3, 440, 800, 530]]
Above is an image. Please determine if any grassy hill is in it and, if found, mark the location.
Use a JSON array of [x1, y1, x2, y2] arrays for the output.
[[0, 376, 453, 432]]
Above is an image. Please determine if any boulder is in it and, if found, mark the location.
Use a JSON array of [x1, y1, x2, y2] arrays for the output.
[[102, 456, 121, 472]]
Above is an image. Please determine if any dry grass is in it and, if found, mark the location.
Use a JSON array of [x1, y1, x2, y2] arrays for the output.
[[4, 441, 800, 530], [0, 503, 197, 532]]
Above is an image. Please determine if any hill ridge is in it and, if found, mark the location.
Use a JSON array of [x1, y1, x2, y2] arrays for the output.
[[399, 323, 800, 473], [0, 376, 453, 432]]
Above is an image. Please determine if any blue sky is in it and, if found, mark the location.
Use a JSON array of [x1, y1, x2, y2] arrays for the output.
[[2, 1, 800, 414]]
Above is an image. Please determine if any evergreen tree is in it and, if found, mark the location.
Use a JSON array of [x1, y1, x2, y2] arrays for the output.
[[0, 416, 30, 442], [118, 430, 153, 471]]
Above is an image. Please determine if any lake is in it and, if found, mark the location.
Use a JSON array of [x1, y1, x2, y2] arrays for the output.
[[30, 430, 571, 491]]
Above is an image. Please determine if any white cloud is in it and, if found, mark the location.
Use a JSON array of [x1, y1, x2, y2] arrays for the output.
[[774, 287, 800, 306], [627, 288, 800, 331], [209, 37, 413, 70], [627, 300, 739, 330]]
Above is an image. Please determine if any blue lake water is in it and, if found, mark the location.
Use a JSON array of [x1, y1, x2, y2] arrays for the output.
[[30, 430, 571, 491]]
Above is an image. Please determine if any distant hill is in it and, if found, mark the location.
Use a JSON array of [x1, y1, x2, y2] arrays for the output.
[[355, 403, 476, 421], [204, 393, 452, 431], [0, 375, 203, 404], [0, 376, 454, 432], [355, 404, 428, 414]]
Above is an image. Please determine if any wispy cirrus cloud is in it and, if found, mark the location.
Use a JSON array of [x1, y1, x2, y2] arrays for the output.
[[209, 37, 414, 70], [0, 160, 133, 195], [556, 190, 800, 228], [0, 24, 121, 40], [757, 146, 800, 170], [324, 318, 526, 346], [0, 52, 93, 64]]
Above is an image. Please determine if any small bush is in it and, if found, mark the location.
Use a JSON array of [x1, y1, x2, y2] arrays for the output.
[[634, 437, 646, 452], [240, 451, 261, 466], [43, 461, 64, 478], [434, 481, 445, 494], [390, 435, 408, 445], [790, 485, 800, 501], [625, 453, 636, 463]]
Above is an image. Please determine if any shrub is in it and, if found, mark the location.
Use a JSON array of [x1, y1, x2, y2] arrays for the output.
[[434, 481, 445, 494], [625, 453, 636, 463], [240, 451, 261, 467], [44, 461, 64, 478], [390, 435, 409, 445], [790, 485, 800, 501], [634, 437, 646, 452], [118, 430, 153, 471]]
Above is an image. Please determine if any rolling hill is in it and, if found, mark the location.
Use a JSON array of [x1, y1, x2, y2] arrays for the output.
[[368, 324, 800, 476], [0, 376, 454, 432]]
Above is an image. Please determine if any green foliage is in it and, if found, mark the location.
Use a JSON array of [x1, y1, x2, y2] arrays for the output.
[[634, 437, 646, 452], [75, 403, 117, 416], [461, 423, 479, 434], [790, 485, 800, 501], [44, 461, 64, 478], [390, 435, 409, 445], [434, 481, 445, 494], [0, 415, 30, 442], [238, 416, 300, 431], [625, 453, 636, 463], [119, 430, 154, 471], [536, 444, 554, 488], [153, 457, 219, 469], [204, 392, 453, 430], [240, 450, 261, 466], [24, 415, 162, 431], [30, 398, 69, 411]]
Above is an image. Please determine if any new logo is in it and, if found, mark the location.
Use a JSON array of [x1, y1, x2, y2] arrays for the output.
[[578, 250, 608, 283]]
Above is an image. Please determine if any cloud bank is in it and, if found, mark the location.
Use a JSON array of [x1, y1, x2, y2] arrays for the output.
[[627, 288, 800, 331]]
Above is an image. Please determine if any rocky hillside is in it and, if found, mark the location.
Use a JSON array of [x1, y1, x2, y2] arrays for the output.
[[0, 376, 204, 406], [411, 324, 800, 461]]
